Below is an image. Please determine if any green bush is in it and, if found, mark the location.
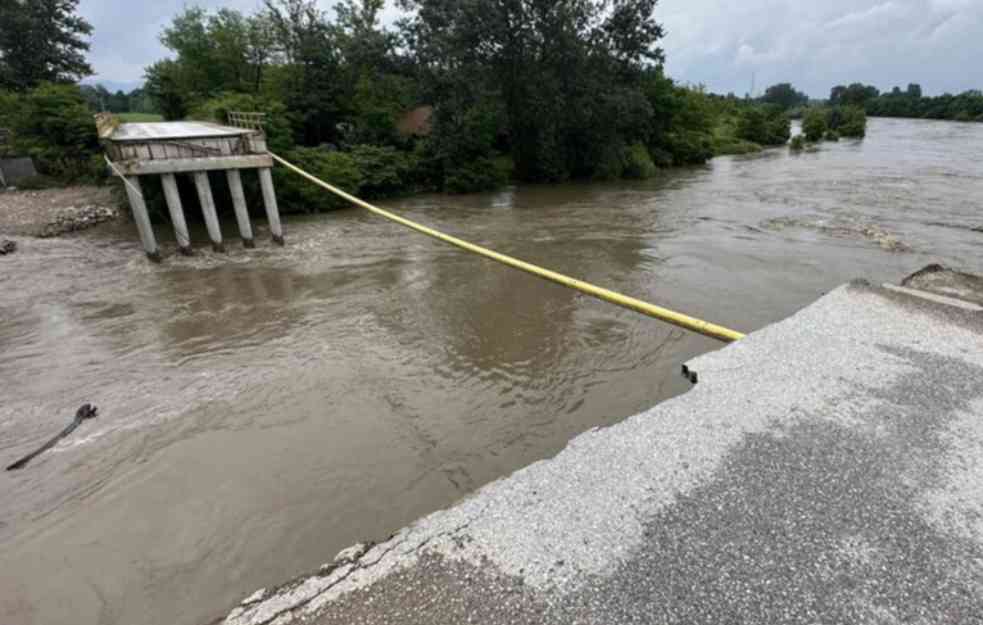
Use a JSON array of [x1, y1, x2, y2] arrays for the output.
[[274, 147, 364, 212], [592, 141, 627, 181], [349, 144, 423, 198], [652, 85, 717, 165], [824, 130, 840, 142], [648, 145, 674, 168], [190, 93, 297, 153], [737, 107, 790, 146], [4, 83, 102, 183], [445, 156, 508, 193], [622, 142, 658, 179], [802, 108, 829, 142], [790, 135, 806, 151], [712, 137, 763, 156], [766, 113, 792, 145], [666, 129, 714, 165], [491, 155, 515, 182], [0, 90, 17, 145], [834, 106, 867, 138], [10, 175, 59, 190]]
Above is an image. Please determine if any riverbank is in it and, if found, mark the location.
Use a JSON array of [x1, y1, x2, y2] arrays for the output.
[[224, 272, 983, 625], [0, 186, 119, 238]]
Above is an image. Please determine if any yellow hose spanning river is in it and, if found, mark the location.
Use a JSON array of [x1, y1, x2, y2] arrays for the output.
[[270, 152, 746, 343]]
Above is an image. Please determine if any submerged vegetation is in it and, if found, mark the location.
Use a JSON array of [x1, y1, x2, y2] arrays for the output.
[[797, 105, 868, 148]]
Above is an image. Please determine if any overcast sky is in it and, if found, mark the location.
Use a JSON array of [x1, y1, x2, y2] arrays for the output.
[[79, 0, 983, 98]]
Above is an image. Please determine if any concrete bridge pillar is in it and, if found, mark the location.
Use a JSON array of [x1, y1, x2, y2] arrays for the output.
[[193, 172, 225, 253], [258, 168, 285, 246], [123, 175, 161, 262], [160, 173, 193, 256], [225, 169, 255, 248]]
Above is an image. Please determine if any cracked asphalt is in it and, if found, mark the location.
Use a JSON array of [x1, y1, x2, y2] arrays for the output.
[[223, 280, 983, 625]]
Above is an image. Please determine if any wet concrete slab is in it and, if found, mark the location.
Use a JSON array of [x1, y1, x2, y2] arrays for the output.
[[222, 279, 983, 625]]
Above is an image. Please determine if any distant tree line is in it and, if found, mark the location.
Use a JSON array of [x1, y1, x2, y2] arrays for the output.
[[830, 82, 983, 122], [78, 84, 158, 115], [758, 83, 810, 110]]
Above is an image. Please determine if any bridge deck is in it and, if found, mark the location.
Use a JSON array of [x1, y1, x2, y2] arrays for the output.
[[107, 121, 254, 143]]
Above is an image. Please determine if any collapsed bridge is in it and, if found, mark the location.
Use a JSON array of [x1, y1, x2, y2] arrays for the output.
[[98, 112, 284, 261]]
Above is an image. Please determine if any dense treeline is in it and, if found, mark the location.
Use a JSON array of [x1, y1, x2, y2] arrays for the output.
[[137, 0, 792, 203], [0, 0, 801, 204], [78, 84, 157, 116], [831, 82, 983, 123], [0, 0, 902, 208]]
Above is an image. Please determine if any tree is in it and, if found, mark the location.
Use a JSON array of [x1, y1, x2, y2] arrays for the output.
[[906, 83, 922, 99], [398, 0, 666, 183], [79, 83, 110, 111], [761, 83, 808, 110], [145, 60, 189, 120], [264, 0, 347, 146], [832, 106, 867, 138], [801, 108, 828, 142], [335, 0, 414, 146], [144, 6, 276, 118], [830, 83, 879, 107], [0, 0, 93, 91], [3, 83, 101, 180], [737, 106, 790, 146]]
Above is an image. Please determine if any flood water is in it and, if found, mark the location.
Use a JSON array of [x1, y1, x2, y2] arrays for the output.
[[1, 118, 981, 625]]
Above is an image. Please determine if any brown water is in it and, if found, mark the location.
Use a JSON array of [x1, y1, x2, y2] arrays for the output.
[[1, 118, 981, 625]]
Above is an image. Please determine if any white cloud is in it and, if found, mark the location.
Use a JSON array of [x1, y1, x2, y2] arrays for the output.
[[826, 2, 900, 29]]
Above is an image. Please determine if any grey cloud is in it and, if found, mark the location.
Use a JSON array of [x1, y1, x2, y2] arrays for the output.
[[661, 0, 983, 97], [80, 0, 982, 97]]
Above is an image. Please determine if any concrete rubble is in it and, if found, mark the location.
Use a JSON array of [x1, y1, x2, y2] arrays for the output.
[[0, 186, 119, 238], [223, 275, 983, 625], [37, 204, 119, 238]]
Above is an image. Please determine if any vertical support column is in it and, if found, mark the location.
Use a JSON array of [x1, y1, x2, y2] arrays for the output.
[[193, 171, 225, 253], [225, 169, 255, 248], [123, 175, 161, 262], [258, 168, 284, 246], [161, 174, 193, 256]]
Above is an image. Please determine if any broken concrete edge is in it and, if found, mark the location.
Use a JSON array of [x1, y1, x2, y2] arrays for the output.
[[901, 263, 947, 286], [217, 542, 379, 625], [220, 272, 983, 625], [900, 263, 983, 307], [883, 284, 983, 312]]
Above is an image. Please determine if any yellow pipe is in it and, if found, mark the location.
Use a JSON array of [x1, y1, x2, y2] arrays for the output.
[[269, 152, 746, 344]]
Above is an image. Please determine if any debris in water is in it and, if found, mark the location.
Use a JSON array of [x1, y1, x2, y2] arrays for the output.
[[5, 404, 98, 471], [0, 239, 15, 255], [762, 216, 912, 252]]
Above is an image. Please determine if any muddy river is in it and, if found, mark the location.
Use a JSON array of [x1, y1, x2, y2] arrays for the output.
[[1, 118, 981, 625]]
